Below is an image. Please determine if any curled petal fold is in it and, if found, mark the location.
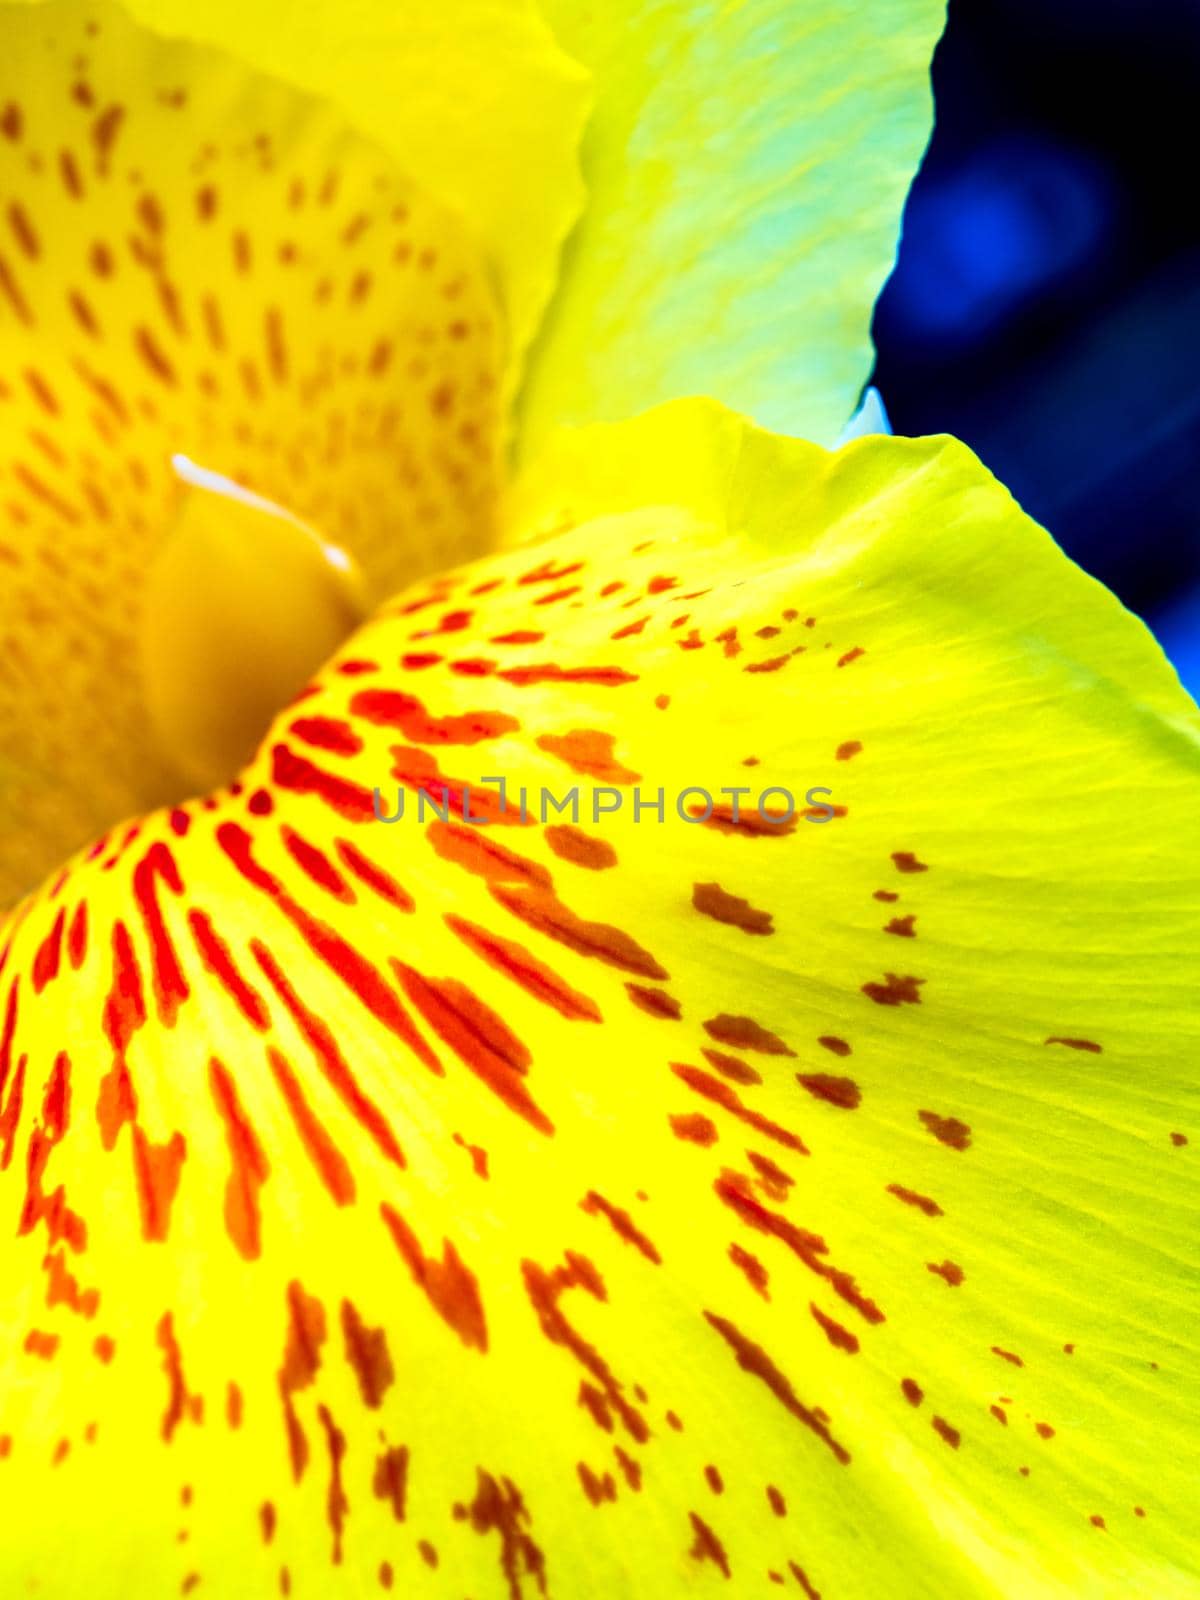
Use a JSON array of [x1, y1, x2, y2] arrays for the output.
[[1, 400, 1197, 1596], [518, 0, 946, 454]]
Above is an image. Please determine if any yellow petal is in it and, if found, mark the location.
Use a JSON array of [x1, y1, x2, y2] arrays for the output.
[[517, 0, 945, 456], [2, 400, 1198, 1596], [116, 0, 590, 395], [0, 0, 506, 900]]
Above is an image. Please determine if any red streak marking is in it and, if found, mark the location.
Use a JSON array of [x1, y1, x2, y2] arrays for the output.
[[288, 716, 363, 756], [18, 1117, 86, 1250], [992, 1346, 1024, 1367], [461, 1470, 548, 1599], [444, 915, 602, 1023], [580, 1191, 662, 1264], [41, 1050, 70, 1140], [818, 1035, 851, 1056], [352, 688, 517, 745], [519, 558, 584, 586], [44, 1246, 99, 1318], [209, 1057, 270, 1260], [578, 1463, 617, 1505], [281, 826, 355, 903], [891, 851, 928, 873], [919, 1109, 971, 1150], [836, 647, 864, 667], [809, 1303, 859, 1353], [748, 1150, 794, 1202], [25, 1329, 59, 1359], [391, 746, 525, 825], [401, 651, 442, 670], [334, 838, 414, 911], [271, 743, 376, 822], [490, 884, 668, 980], [927, 1260, 964, 1286], [67, 900, 88, 969], [688, 1512, 731, 1578], [252, 941, 407, 1169], [729, 1243, 769, 1297], [671, 1064, 807, 1153], [671, 1113, 719, 1146], [886, 1183, 943, 1217], [704, 1312, 850, 1463], [373, 1444, 409, 1521], [932, 1416, 961, 1448], [96, 1059, 137, 1150], [380, 1203, 488, 1351], [278, 1281, 327, 1481], [0, 980, 19, 1104], [702, 1015, 794, 1055], [340, 1298, 394, 1408], [702, 1048, 762, 1086], [522, 1253, 649, 1442], [133, 1128, 187, 1242], [266, 1046, 355, 1205], [796, 1074, 861, 1110], [901, 1377, 924, 1406], [491, 631, 544, 645], [610, 616, 648, 640], [390, 961, 552, 1135], [693, 804, 797, 838], [157, 1312, 202, 1441], [218, 823, 440, 1074], [1045, 1036, 1102, 1053], [715, 1177, 884, 1325], [862, 973, 924, 1006], [132, 842, 189, 1026], [187, 909, 269, 1028], [32, 907, 65, 993], [692, 882, 773, 936], [428, 821, 551, 888], [536, 729, 639, 784], [545, 825, 618, 871], [625, 984, 680, 1019], [790, 1563, 822, 1599], [885, 915, 917, 937], [316, 1404, 349, 1563], [497, 663, 637, 688]]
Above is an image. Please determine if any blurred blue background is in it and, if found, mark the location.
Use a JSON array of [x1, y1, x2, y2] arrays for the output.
[[871, 0, 1200, 697]]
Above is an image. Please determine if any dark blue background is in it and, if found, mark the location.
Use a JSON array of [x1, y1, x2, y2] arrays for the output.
[[872, 0, 1200, 695]]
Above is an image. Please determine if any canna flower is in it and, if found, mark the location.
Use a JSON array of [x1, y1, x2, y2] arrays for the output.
[[1, 1, 1197, 1597]]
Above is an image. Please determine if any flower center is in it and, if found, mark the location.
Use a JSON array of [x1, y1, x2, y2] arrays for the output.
[[139, 459, 369, 794]]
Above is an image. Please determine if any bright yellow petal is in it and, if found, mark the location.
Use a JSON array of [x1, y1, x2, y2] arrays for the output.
[[12, 0, 591, 391], [517, 0, 945, 457], [0, 0, 509, 899], [2, 400, 1198, 1596]]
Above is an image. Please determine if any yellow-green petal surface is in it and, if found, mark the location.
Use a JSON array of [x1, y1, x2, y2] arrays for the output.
[[518, 0, 945, 456], [1, 401, 1198, 1598]]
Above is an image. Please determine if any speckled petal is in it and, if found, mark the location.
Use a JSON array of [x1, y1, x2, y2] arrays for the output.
[[1, 401, 1197, 1597], [0, 0, 506, 899]]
